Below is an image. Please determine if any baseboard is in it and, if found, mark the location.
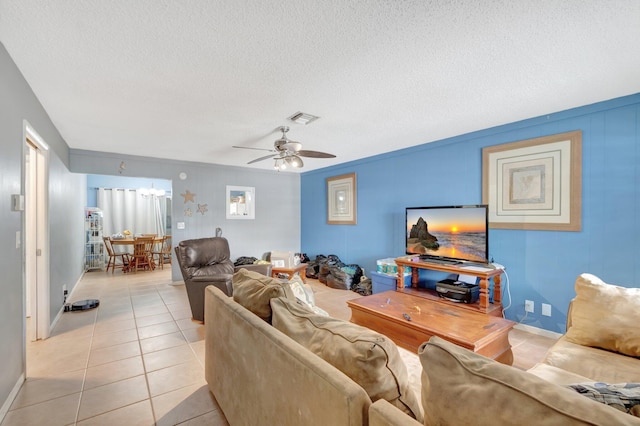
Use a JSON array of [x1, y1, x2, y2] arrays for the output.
[[514, 323, 563, 340], [50, 272, 85, 334], [0, 373, 25, 423]]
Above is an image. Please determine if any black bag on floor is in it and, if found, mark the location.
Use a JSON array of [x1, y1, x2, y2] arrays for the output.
[[234, 256, 257, 266], [305, 264, 319, 279], [326, 273, 349, 290], [341, 264, 363, 287], [352, 276, 372, 296], [327, 266, 351, 290], [327, 254, 342, 266]]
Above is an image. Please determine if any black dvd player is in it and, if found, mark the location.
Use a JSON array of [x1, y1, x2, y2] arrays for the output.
[[435, 279, 479, 304]]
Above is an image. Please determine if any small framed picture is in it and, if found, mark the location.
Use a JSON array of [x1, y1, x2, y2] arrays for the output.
[[226, 186, 255, 220], [326, 173, 356, 225]]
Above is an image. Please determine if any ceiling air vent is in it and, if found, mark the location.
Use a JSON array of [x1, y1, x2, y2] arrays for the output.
[[288, 111, 319, 125]]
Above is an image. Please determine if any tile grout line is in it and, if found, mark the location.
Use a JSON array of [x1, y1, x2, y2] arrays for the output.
[[129, 280, 159, 425], [63, 286, 99, 425]]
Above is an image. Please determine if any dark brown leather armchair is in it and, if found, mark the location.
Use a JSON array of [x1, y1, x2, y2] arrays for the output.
[[175, 237, 272, 321]]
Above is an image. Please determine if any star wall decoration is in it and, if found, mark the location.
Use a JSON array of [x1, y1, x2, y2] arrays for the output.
[[184, 208, 193, 217], [197, 204, 208, 215], [181, 190, 196, 203]]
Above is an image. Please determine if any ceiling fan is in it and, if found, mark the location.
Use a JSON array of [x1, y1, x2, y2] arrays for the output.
[[233, 126, 336, 170]]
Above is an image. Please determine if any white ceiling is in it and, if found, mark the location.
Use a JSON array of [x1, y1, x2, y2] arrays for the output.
[[1, 1, 640, 172]]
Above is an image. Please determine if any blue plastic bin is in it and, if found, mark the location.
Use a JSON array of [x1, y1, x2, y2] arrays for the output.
[[370, 271, 411, 294]]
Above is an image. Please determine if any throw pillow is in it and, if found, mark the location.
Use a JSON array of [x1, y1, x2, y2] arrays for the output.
[[567, 382, 640, 417], [232, 268, 293, 322], [288, 276, 329, 317], [565, 273, 640, 357], [270, 296, 423, 422]]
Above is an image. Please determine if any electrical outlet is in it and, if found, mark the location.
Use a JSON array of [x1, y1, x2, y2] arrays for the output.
[[542, 303, 551, 317], [524, 300, 534, 313]]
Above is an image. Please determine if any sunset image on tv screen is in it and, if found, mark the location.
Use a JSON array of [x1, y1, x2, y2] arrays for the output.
[[406, 207, 487, 262]]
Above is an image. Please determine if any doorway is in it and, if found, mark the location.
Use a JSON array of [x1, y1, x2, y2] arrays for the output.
[[24, 122, 50, 343]]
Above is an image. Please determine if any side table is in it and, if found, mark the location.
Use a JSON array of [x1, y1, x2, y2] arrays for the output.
[[271, 263, 307, 282]]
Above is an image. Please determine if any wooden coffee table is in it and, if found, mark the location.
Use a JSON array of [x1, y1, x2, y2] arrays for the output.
[[347, 291, 515, 364]]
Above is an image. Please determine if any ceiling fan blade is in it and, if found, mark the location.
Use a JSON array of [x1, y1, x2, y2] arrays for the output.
[[232, 145, 275, 153], [297, 150, 336, 159], [247, 153, 278, 164]]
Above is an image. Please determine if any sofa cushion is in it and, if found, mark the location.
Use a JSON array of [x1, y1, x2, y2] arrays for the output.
[[527, 362, 594, 386], [566, 382, 640, 417], [539, 336, 640, 384], [420, 336, 640, 425], [565, 273, 640, 357], [232, 268, 293, 322], [270, 296, 423, 422]]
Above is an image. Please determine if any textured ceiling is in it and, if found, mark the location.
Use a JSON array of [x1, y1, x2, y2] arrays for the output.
[[1, 1, 640, 172]]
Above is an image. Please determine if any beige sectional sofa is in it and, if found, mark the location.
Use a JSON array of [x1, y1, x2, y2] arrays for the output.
[[392, 273, 640, 425], [205, 271, 640, 425]]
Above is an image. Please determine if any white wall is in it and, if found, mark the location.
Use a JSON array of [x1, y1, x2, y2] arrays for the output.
[[70, 150, 301, 281]]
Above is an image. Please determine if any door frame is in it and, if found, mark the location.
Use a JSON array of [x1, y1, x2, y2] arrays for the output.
[[23, 120, 50, 343]]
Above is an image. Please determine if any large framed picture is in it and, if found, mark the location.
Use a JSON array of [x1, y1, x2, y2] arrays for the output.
[[226, 185, 255, 220], [327, 173, 357, 225], [482, 130, 582, 231]]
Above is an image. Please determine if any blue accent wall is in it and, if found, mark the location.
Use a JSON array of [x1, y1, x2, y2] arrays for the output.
[[301, 94, 640, 333]]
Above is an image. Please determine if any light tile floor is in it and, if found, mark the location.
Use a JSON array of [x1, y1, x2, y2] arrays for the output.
[[2, 268, 226, 426], [2, 269, 556, 425]]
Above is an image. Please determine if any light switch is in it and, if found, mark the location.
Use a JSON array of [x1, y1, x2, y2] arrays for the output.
[[177, 222, 185, 230], [16, 231, 20, 249], [12, 194, 24, 211]]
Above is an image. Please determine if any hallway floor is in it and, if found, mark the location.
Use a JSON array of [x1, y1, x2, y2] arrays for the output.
[[3, 269, 226, 426]]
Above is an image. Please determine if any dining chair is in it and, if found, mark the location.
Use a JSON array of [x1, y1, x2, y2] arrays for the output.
[[130, 236, 156, 272], [103, 237, 130, 273], [152, 235, 172, 269]]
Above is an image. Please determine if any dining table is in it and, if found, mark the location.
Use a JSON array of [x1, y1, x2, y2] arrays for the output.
[[109, 236, 164, 247], [110, 236, 164, 272]]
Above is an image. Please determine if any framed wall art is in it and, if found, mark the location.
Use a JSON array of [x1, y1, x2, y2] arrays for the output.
[[482, 130, 582, 231], [226, 185, 255, 220], [327, 173, 357, 225]]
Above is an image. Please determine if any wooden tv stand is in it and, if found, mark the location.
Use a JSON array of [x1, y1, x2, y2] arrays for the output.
[[395, 256, 504, 317]]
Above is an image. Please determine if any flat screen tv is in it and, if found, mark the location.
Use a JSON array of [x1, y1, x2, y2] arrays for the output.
[[405, 205, 489, 264]]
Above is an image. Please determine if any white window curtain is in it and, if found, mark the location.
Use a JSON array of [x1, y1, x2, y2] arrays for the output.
[[97, 188, 166, 238]]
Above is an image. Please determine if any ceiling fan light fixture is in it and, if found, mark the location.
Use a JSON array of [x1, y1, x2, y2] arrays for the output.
[[288, 111, 319, 125], [288, 155, 303, 168], [243, 125, 334, 169], [274, 157, 287, 170]]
